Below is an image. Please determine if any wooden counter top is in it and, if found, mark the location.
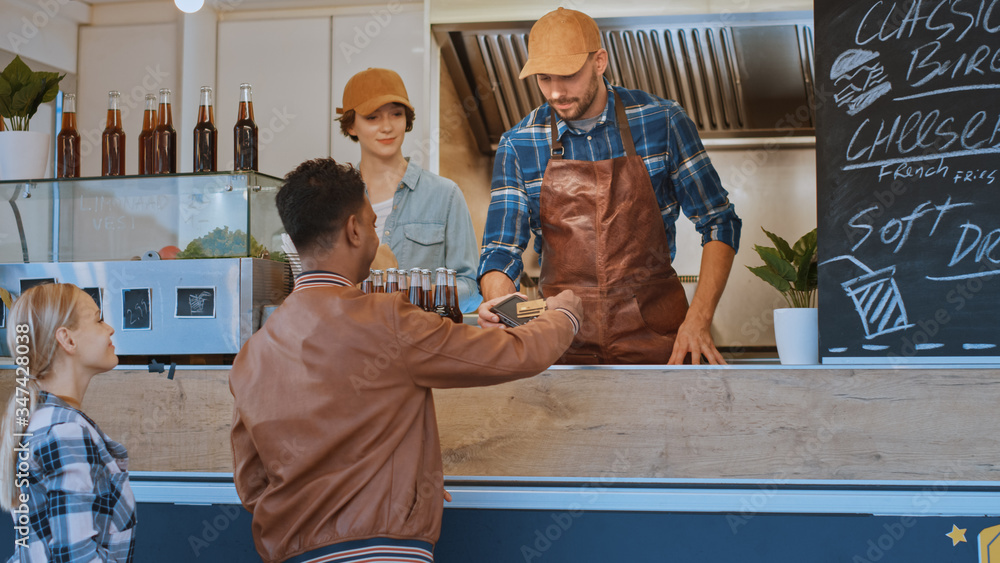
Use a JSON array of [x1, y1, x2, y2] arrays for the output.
[[2, 366, 998, 481]]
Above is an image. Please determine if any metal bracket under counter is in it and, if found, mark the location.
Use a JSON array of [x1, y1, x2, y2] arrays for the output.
[[129, 472, 1000, 517]]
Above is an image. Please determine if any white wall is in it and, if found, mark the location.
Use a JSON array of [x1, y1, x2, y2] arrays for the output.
[[77, 23, 178, 177], [331, 7, 427, 169], [429, 0, 813, 23], [217, 17, 332, 177], [69, 3, 427, 179], [0, 0, 87, 73], [671, 146, 817, 348]]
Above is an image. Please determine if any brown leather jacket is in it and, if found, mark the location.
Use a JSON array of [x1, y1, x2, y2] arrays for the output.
[[230, 285, 576, 563]]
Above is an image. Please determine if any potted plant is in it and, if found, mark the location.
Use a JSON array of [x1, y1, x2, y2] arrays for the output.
[[747, 227, 818, 364], [0, 55, 65, 180]]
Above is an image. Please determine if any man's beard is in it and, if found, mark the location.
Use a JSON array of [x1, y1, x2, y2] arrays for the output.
[[547, 70, 602, 121]]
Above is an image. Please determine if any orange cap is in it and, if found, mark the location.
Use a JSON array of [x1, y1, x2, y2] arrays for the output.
[[336, 68, 413, 116], [519, 8, 602, 79]]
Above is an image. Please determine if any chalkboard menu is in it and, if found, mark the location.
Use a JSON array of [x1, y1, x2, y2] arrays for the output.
[[816, 0, 1000, 363]]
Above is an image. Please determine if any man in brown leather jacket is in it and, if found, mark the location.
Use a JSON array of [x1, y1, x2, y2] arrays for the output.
[[229, 158, 582, 563]]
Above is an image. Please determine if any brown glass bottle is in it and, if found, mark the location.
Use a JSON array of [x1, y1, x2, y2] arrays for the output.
[[433, 268, 450, 317], [193, 86, 217, 172], [56, 93, 81, 178], [234, 83, 258, 171], [398, 270, 409, 299], [446, 269, 463, 323], [137, 94, 157, 175], [101, 91, 126, 176], [372, 270, 385, 294], [153, 88, 176, 174], [420, 269, 433, 311], [408, 268, 423, 307], [385, 268, 399, 293], [360, 270, 374, 294]]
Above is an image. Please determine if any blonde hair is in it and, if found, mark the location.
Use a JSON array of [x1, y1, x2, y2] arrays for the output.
[[1, 283, 82, 510]]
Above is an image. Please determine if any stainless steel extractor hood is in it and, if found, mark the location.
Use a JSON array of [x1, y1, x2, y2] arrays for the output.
[[434, 11, 815, 154]]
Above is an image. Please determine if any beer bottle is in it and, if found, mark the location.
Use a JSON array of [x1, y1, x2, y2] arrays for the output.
[[360, 270, 374, 294], [372, 270, 385, 294], [193, 86, 217, 172], [234, 83, 258, 172], [408, 268, 423, 307], [385, 268, 399, 293], [137, 94, 157, 175], [153, 88, 177, 174], [398, 269, 409, 299], [433, 268, 450, 317], [56, 93, 81, 178], [101, 91, 126, 176], [420, 269, 433, 311], [446, 269, 463, 323]]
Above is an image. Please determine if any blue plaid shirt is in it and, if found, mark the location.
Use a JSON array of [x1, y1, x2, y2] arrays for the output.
[[8, 391, 136, 562], [478, 79, 741, 284]]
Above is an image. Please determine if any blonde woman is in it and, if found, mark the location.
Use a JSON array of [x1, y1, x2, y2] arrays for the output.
[[1, 283, 136, 562], [337, 67, 483, 312]]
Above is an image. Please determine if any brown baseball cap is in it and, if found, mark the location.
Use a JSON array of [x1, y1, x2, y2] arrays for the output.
[[336, 68, 413, 116], [519, 8, 602, 79]]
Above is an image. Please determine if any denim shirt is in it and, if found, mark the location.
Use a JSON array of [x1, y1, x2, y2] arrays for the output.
[[381, 159, 483, 312]]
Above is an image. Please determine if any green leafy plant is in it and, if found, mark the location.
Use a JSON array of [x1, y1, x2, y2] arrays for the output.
[[747, 227, 817, 308], [0, 56, 65, 131], [176, 226, 268, 259]]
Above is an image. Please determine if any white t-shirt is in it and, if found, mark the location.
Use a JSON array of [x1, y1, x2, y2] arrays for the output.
[[372, 197, 393, 243]]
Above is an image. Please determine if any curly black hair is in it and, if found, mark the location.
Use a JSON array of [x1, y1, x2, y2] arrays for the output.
[[276, 158, 366, 254]]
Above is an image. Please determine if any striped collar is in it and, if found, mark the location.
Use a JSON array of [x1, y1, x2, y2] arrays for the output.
[[293, 270, 354, 292]]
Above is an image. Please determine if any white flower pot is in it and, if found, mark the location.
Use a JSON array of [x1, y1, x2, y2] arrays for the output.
[[773, 307, 819, 365], [0, 131, 51, 180]]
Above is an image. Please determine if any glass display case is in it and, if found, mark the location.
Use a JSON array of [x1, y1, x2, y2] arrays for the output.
[[0, 173, 290, 359], [0, 172, 285, 263]]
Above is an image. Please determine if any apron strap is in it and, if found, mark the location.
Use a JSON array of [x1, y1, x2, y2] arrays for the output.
[[612, 91, 638, 158], [549, 111, 564, 159], [548, 90, 637, 159]]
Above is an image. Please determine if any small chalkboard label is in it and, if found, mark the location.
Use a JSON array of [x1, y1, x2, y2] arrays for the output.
[[0, 299, 5, 329], [82, 287, 102, 319], [176, 287, 215, 318], [19, 278, 55, 294], [122, 288, 152, 331]]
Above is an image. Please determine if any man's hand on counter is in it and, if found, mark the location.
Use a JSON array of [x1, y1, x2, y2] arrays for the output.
[[669, 313, 726, 365], [669, 241, 735, 365]]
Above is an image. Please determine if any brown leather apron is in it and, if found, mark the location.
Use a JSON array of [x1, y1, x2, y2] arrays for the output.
[[539, 92, 689, 364]]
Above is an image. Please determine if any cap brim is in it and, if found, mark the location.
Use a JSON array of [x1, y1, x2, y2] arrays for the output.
[[518, 52, 590, 79], [350, 94, 414, 116]]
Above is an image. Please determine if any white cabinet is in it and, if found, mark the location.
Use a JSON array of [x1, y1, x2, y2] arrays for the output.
[[217, 18, 331, 178]]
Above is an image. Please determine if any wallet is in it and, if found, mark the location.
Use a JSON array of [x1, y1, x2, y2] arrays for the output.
[[489, 295, 544, 327]]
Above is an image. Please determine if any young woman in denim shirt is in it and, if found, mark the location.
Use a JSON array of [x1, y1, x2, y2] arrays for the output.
[[337, 68, 482, 313]]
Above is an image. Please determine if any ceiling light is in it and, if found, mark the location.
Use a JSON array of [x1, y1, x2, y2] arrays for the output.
[[174, 0, 205, 13]]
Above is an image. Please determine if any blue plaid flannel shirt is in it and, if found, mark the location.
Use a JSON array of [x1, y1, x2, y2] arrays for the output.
[[8, 391, 136, 562], [478, 78, 742, 284]]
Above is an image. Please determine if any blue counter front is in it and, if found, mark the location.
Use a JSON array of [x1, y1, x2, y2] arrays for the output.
[[4, 473, 997, 562]]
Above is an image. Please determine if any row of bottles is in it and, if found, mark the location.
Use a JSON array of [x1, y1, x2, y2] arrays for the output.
[[55, 84, 258, 178], [361, 268, 463, 324]]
